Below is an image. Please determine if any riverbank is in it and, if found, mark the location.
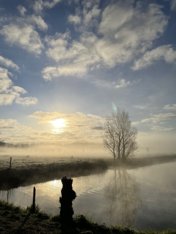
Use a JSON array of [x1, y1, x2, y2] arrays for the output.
[[0, 201, 175, 234], [1, 154, 176, 190], [0, 159, 107, 190]]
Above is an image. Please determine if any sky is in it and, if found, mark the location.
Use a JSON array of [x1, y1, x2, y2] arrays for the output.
[[0, 0, 176, 157]]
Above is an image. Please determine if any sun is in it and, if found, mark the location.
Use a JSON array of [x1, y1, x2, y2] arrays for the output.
[[50, 118, 66, 134]]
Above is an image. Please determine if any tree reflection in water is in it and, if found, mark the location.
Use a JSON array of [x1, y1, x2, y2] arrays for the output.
[[104, 167, 141, 227]]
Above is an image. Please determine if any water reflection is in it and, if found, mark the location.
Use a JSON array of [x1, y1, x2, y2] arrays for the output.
[[1, 162, 176, 229], [104, 167, 140, 227], [0, 189, 13, 203]]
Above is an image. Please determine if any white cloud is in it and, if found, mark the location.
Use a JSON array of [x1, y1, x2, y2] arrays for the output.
[[0, 55, 19, 70], [33, 0, 62, 13], [68, 15, 81, 25], [0, 118, 39, 144], [99, 2, 133, 36], [151, 125, 175, 132], [42, 64, 88, 80], [17, 4, 48, 31], [0, 94, 16, 106], [93, 78, 131, 89], [15, 97, 38, 106], [1, 23, 43, 55], [141, 113, 176, 124], [82, 1, 100, 28], [68, 0, 100, 29], [0, 67, 38, 106], [132, 45, 176, 70], [0, 119, 18, 129], [17, 5, 27, 16], [171, 0, 176, 11], [43, 2, 168, 79], [97, 3, 168, 67], [115, 79, 131, 89], [164, 104, 176, 111], [44, 33, 100, 78], [28, 15, 48, 31]]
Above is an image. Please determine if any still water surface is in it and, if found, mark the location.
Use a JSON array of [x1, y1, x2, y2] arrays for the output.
[[1, 162, 176, 230]]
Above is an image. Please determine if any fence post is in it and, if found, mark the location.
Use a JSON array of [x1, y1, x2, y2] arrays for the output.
[[9, 157, 12, 169], [31, 187, 36, 213]]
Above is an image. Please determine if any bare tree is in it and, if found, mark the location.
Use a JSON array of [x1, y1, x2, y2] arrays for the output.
[[104, 110, 137, 160]]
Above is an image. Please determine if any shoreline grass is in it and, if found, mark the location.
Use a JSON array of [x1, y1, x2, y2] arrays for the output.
[[0, 201, 176, 234]]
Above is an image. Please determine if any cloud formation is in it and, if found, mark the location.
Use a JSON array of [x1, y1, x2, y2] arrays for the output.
[[30, 111, 104, 142], [141, 113, 176, 124], [0, 55, 19, 71], [32, 0, 62, 13], [164, 104, 176, 111], [43, 2, 168, 79], [93, 78, 132, 89], [1, 23, 43, 55], [171, 0, 176, 11], [0, 67, 38, 106], [132, 45, 176, 70]]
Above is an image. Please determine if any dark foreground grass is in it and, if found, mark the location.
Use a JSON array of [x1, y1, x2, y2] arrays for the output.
[[0, 201, 175, 234]]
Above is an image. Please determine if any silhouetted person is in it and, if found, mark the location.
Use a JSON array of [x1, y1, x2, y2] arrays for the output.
[[60, 176, 76, 232]]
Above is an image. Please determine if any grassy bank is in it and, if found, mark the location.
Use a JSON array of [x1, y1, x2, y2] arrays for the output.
[[0, 159, 107, 190], [0, 201, 175, 234]]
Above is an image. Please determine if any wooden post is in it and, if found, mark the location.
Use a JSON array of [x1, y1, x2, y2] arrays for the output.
[[9, 157, 12, 169], [32, 187, 36, 212]]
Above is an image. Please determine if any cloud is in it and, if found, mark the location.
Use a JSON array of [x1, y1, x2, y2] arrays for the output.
[[17, 4, 48, 31], [68, 0, 100, 29], [43, 2, 168, 79], [30, 111, 104, 142], [0, 118, 39, 144], [15, 97, 38, 106], [151, 125, 175, 132], [28, 15, 48, 31], [43, 32, 100, 79], [132, 45, 176, 70], [97, 3, 168, 67], [171, 0, 176, 11], [68, 15, 81, 25], [115, 79, 131, 89], [42, 65, 88, 80], [163, 104, 176, 111], [0, 119, 18, 129], [0, 55, 19, 70], [17, 5, 27, 16], [141, 113, 176, 124], [93, 78, 131, 89], [0, 67, 38, 106], [32, 0, 62, 13], [1, 23, 43, 55]]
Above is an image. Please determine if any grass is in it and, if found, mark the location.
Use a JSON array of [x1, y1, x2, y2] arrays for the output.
[[1, 201, 176, 234]]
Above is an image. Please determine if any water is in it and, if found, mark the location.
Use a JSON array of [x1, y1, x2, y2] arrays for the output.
[[1, 162, 176, 230]]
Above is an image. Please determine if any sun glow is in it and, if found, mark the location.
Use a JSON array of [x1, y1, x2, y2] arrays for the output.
[[50, 118, 67, 134]]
